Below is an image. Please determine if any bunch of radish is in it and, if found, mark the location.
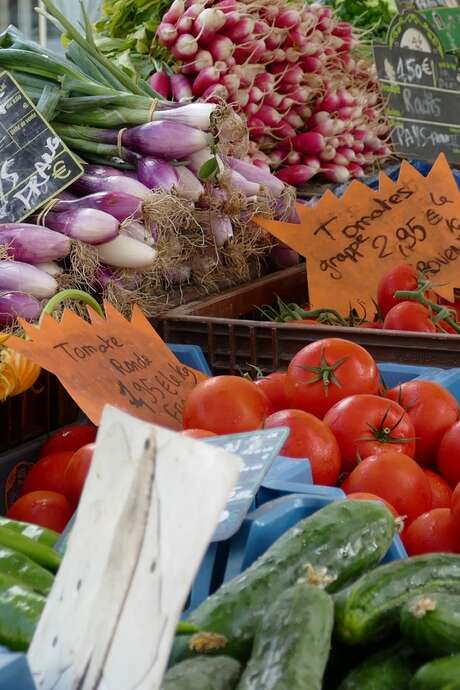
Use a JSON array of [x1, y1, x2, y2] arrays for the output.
[[155, 0, 391, 185]]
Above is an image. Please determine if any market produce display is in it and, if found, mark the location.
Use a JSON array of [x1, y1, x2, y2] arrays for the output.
[[96, 0, 391, 185]]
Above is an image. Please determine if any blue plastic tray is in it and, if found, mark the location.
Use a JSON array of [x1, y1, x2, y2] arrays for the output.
[[0, 647, 35, 690]]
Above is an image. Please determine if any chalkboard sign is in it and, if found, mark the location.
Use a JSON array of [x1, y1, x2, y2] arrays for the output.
[[0, 71, 82, 223], [374, 11, 460, 163], [206, 427, 289, 542]]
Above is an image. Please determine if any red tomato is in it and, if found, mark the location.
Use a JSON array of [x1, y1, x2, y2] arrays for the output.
[[423, 469, 452, 509], [383, 302, 437, 333], [63, 443, 95, 509], [7, 491, 72, 533], [254, 372, 289, 415], [264, 409, 341, 485], [387, 380, 459, 467], [342, 452, 432, 524], [452, 483, 460, 526], [181, 429, 217, 439], [437, 422, 460, 487], [323, 394, 416, 473], [285, 338, 379, 419], [21, 451, 74, 496], [377, 264, 437, 316], [403, 508, 460, 556], [346, 492, 399, 518], [183, 376, 269, 435], [39, 424, 97, 459]]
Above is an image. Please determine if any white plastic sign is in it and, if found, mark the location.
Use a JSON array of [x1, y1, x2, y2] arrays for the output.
[[28, 405, 241, 690]]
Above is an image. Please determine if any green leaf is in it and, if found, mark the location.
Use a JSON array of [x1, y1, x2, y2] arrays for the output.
[[198, 157, 219, 181]]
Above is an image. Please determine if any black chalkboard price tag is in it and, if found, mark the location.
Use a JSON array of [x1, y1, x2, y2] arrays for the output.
[[374, 11, 460, 164], [0, 71, 83, 223]]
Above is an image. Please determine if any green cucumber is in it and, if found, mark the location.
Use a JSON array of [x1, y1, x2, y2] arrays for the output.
[[401, 593, 460, 657], [0, 546, 54, 596], [0, 573, 46, 651], [411, 654, 460, 690], [334, 553, 460, 646], [0, 517, 59, 548], [163, 656, 242, 690], [177, 500, 395, 662], [237, 583, 333, 690], [337, 643, 419, 690], [0, 526, 61, 573]]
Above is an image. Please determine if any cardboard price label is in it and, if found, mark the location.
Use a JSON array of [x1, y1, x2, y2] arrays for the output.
[[255, 154, 460, 315], [8, 304, 207, 429]]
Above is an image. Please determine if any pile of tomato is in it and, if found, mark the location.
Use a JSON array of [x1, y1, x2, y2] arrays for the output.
[[6, 425, 97, 532], [182, 337, 460, 556]]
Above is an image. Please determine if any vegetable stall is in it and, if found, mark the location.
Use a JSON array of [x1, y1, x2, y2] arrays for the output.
[[1, 0, 460, 687]]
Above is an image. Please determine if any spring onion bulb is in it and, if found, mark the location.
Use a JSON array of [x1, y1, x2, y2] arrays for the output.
[[0, 224, 71, 263], [95, 235, 157, 269], [34, 262, 64, 277], [0, 292, 42, 326], [226, 157, 284, 196], [136, 157, 179, 192], [51, 192, 143, 223], [44, 209, 120, 246], [187, 147, 214, 174], [122, 121, 211, 159], [175, 166, 204, 201], [210, 215, 233, 246], [121, 220, 154, 246], [72, 174, 151, 200], [153, 103, 216, 131], [0, 260, 58, 299]]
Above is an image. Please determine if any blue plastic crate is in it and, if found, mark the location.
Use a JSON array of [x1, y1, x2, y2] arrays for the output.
[[0, 648, 35, 690], [222, 491, 407, 589]]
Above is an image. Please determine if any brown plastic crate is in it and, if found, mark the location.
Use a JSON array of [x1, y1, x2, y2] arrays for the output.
[[158, 266, 460, 371], [0, 371, 79, 453]]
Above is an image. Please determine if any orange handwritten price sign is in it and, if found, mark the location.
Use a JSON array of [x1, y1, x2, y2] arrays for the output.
[[8, 304, 207, 429], [255, 154, 460, 315]]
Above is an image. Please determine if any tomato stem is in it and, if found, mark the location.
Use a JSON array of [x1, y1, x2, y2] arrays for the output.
[[296, 349, 349, 395], [394, 284, 460, 334]]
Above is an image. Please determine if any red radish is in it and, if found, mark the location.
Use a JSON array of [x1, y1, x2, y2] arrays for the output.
[[286, 151, 301, 165], [275, 8, 301, 29], [264, 92, 284, 108], [216, 0, 237, 12], [323, 164, 350, 183], [236, 90, 249, 108], [266, 31, 284, 50], [301, 56, 321, 72], [222, 73, 240, 95], [320, 92, 340, 112], [284, 111, 303, 129], [245, 102, 259, 116], [202, 83, 229, 101], [192, 66, 221, 96], [248, 117, 265, 139], [184, 3, 205, 19], [221, 9, 240, 27], [269, 149, 286, 167], [171, 74, 192, 101], [313, 119, 335, 136], [257, 104, 282, 127], [336, 147, 356, 161], [303, 156, 321, 172], [172, 34, 198, 60], [274, 121, 297, 138], [163, 0, 185, 24], [348, 163, 365, 177], [224, 16, 255, 42], [283, 65, 303, 84], [208, 34, 234, 61], [320, 145, 337, 162], [333, 21, 353, 37], [149, 71, 170, 99], [290, 131, 325, 155], [157, 23, 178, 47], [308, 111, 330, 127], [295, 105, 312, 120], [254, 72, 274, 90], [177, 15, 194, 33], [281, 97, 294, 111], [194, 8, 226, 36], [276, 164, 318, 185]]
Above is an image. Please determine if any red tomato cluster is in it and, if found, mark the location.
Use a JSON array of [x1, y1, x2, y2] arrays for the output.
[[6, 424, 97, 532], [182, 336, 460, 556]]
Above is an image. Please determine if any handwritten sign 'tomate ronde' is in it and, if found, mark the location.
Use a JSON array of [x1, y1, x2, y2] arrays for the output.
[[255, 154, 460, 315], [8, 304, 207, 429]]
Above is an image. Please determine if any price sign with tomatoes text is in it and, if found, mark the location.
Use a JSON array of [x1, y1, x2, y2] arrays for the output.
[[8, 304, 207, 430], [255, 154, 460, 315]]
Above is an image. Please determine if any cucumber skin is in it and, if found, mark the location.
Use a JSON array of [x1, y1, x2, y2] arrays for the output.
[[0, 546, 54, 596], [334, 554, 460, 646], [0, 574, 46, 651], [163, 656, 241, 690], [338, 644, 419, 690], [410, 654, 460, 690], [237, 584, 333, 690], [180, 501, 395, 662], [401, 593, 460, 657]]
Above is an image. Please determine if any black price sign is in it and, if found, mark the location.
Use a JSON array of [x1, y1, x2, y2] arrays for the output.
[[374, 12, 460, 164], [0, 71, 83, 223]]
